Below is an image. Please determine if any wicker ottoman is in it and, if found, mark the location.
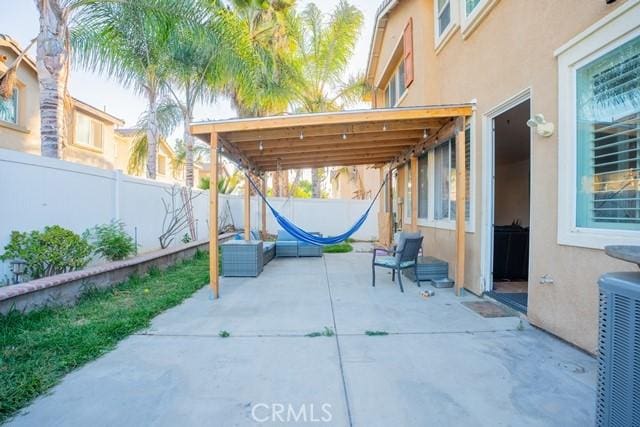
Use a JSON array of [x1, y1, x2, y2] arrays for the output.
[[222, 240, 264, 277], [403, 256, 449, 284]]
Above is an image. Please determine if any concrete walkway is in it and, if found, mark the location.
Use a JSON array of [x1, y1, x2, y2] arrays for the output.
[[8, 252, 597, 426]]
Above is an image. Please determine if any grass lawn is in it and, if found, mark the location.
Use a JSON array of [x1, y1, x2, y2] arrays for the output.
[[0, 251, 210, 423], [323, 241, 354, 253]]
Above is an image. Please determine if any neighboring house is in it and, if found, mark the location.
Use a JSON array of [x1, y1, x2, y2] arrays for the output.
[[1, 35, 124, 171], [0, 34, 196, 186], [330, 165, 381, 200], [367, 0, 639, 353], [114, 128, 196, 185]]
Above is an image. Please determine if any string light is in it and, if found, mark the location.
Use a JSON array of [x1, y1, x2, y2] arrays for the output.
[[383, 123, 387, 131], [342, 133, 347, 140], [259, 140, 264, 151], [423, 128, 428, 139], [299, 130, 304, 140]]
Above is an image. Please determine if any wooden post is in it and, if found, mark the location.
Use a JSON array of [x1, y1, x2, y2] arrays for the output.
[[261, 176, 267, 239], [455, 117, 466, 296], [411, 156, 418, 232], [387, 167, 393, 245], [244, 174, 251, 240], [209, 132, 219, 299]]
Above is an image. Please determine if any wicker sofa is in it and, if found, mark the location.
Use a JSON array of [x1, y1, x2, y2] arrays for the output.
[[232, 230, 276, 265], [275, 229, 323, 257]]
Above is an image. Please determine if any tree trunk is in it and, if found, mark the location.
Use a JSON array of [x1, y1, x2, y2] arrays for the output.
[[183, 88, 194, 187], [272, 171, 281, 197], [36, 0, 69, 159], [146, 89, 159, 179], [311, 168, 324, 198]]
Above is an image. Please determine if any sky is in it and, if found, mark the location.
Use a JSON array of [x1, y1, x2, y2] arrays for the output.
[[0, 0, 378, 139]]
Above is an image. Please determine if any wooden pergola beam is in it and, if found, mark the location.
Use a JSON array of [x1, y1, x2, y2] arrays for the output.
[[257, 156, 396, 171], [192, 106, 472, 135], [236, 129, 426, 147], [455, 117, 466, 296], [251, 144, 407, 165], [200, 120, 443, 143], [209, 132, 219, 299], [244, 140, 417, 158]]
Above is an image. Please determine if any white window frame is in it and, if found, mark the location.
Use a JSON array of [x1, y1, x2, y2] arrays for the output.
[[157, 153, 168, 176], [0, 87, 19, 125], [556, 1, 640, 249], [384, 60, 408, 108], [434, 0, 458, 52], [416, 117, 475, 233], [73, 112, 104, 152], [459, 0, 499, 39]]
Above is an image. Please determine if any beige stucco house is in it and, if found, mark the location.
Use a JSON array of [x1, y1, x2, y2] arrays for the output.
[[367, 0, 639, 353], [330, 165, 381, 200], [1, 35, 195, 186]]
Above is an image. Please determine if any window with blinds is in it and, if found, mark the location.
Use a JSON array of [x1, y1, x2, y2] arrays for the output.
[[418, 153, 429, 219], [576, 35, 639, 230], [434, 141, 450, 220]]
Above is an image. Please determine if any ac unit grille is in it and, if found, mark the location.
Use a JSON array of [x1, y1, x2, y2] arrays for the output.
[[597, 272, 640, 427]]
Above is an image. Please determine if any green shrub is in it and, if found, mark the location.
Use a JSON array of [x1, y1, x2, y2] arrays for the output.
[[198, 176, 210, 190], [84, 221, 136, 261], [0, 226, 92, 279]]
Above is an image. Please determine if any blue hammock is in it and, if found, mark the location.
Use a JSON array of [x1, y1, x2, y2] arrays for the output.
[[245, 173, 387, 246]]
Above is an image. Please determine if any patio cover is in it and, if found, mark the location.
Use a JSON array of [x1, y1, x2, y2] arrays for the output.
[[190, 104, 474, 298]]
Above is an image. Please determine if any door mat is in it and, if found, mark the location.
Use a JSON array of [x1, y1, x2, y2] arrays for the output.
[[461, 301, 518, 318]]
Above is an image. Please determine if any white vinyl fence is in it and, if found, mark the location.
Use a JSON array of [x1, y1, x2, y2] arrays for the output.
[[0, 149, 378, 281]]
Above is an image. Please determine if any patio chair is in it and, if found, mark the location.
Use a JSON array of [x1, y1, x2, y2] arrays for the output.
[[372, 234, 424, 292]]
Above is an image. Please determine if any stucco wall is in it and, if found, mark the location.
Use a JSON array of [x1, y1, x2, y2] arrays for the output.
[[372, 0, 637, 353], [0, 47, 41, 154]]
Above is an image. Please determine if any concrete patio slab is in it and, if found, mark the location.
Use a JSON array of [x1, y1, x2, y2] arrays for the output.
[[7, 252, 597, 426]]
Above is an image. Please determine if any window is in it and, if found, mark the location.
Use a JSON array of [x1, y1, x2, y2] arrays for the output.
[[575, 35, 639, 230], [405, 162, 412, 222], [437, 0, 452, 36], [432, 131, 472, 222], [384, 60, 407, 108], [158, 154, 167, 176], [434, 141, 451, 220], [74, 113, 104, 150], [556, 1, 639, 248], [0, 88, 18, 124], [465, 0, 481, 16], [418, 153, 429, 219]]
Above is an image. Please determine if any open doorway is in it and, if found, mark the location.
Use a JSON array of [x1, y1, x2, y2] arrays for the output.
[[486, 99, 531, 313]]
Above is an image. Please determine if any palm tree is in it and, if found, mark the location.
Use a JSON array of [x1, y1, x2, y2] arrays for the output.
[[226, 0, 301, 118], [72, 0, 206, 179], [34, 0, 71, 158], [165, 6, 257, 187], [126, 99, 181, 176], [291, 0, 367, 198]]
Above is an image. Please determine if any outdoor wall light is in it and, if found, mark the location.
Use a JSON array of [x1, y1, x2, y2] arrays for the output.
[[526, 114, 555, 137], [10, 258, 26, 284]]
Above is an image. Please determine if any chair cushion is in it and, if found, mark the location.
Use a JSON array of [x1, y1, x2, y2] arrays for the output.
[[374, 256, 415, 268], [275, 240, 297, 247], [277, 229, 297, 241]]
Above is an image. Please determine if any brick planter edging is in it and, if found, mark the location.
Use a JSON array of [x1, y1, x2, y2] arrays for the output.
[[0, 233, 235, 315]]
